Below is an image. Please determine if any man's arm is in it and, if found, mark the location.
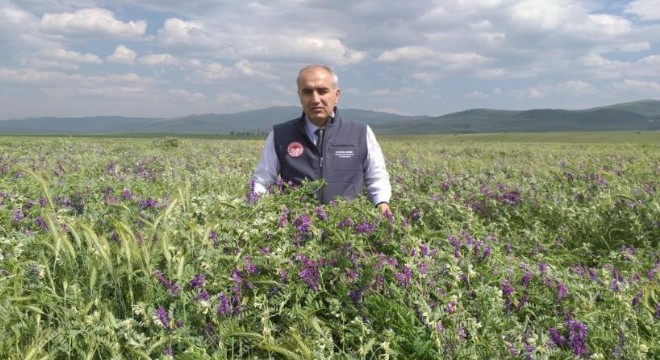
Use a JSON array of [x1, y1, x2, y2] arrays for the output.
[[251, 131, 280, 194], [364, 125, 392, 211]]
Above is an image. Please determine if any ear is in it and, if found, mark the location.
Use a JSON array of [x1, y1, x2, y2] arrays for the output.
[[335, 88, 341, 102]]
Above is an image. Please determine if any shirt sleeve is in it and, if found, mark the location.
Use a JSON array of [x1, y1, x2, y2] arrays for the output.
[[364, 125, 392, 205], [251, 130, 280, 194]]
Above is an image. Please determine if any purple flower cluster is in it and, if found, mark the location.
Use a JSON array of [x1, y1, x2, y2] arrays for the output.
[[155, 306, 170, 329], [208, 230, 218, 248], [244, 256, 258, 274], [556, 282, 569, 300], [217, 293, 231, 316], [154, 270, 180, 296], [354, 221, 375, 235], [501, 279, 515, 297], [395, 265, 412, 288], [566, 318, 588, 357], [12, 209, 24, 222], [278, 207, 288, 227], [189, 274, 205, 289], [293, 214, 311, 233], [315, 206, 327, 221], [139, 197, 158, 209], [337, 216, 354, 229], [549, 317, 588, 357], [297, 255, 323, 290]]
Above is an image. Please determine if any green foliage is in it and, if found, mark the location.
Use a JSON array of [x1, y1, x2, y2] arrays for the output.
[[0, 136, 658, 359]]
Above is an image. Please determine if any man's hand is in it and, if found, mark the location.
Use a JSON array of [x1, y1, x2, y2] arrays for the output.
[[377, 202, 390, 214]]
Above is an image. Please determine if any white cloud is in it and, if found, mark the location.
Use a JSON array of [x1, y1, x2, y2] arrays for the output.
[[107, 45, 138, 64], [49, 49, 102, 64], [137, 53, 182, 66], [0, 67, 70, 82], [509, 0, 577, 31], [610, 79, 660, 93], [377, 46, 487, 70], [168, 89, 207, 102], [40, 8, 147, 38], [624, 0, 660, 21], [157, 18, 206, 45]]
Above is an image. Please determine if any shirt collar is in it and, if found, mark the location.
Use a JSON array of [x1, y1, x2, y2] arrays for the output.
[[303, 111, 334, 134]]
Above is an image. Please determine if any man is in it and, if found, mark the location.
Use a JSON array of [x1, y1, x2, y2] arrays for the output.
[[251, 65, 391, 213]]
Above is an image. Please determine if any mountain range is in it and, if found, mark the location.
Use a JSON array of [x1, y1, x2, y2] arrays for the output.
[[1, 99, 658, 135]]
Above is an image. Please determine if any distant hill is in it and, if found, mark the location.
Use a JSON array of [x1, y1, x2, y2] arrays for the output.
[[375, 100, 660, 134], [0, 100, 658, 135]]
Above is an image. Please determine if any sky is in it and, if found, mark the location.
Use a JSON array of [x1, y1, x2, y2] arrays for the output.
[[1, 0, 659, 120]]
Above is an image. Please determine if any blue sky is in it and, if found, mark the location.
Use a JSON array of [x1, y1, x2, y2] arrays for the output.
[[1, 0, 659, 120]]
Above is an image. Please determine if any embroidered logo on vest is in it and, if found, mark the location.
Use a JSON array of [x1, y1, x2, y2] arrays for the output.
[[287, 142, 304, 157]]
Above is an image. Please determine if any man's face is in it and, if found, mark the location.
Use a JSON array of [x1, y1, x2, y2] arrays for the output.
[[297, 67, 340, 126]]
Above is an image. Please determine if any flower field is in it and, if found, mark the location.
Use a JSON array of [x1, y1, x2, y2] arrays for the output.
[[0, 135, 658, 359]]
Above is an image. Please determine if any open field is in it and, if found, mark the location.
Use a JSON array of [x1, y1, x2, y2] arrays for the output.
[[0, 135, 658, 359]]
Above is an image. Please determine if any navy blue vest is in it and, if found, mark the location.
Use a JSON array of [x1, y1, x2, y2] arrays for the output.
[[273, 111, 368, 203]]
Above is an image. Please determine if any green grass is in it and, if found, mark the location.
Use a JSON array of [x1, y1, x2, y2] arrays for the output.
[[0, 135, 658, 359]]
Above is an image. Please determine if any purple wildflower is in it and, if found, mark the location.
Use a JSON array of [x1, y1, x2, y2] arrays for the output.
[[189, 274, 205, 289], [395, 265, 413, 288], [35, 216, 48, 231], [656, 303, 660, 318], [122, 188, 132, 200], [538, 261, 548, 273], [279, 269, 288, 282], [481, 245, 492, 262], [164, 347, 173, 357], [246, 180, 260, 204], [154, 270, 180, 296], [275, 178, 283, 194], [418, 262, 428, 275], [354, 221, 375, 235], [520, 271, 533, 287], [610, 279, 620, 292], [209, 230, 218, 248], [337, 216, 354, 228], [231, 269, 242, 286], [278, 207, 289, 227], [436, 321, 444, 332], [12, 210, 24, 222], [420, 244, 429, 257], [244, 256, 257, 274], [139, 197, 157, 209], [549, 327, 566, 347], [315, 206, 327, 221], [411, 208, 421, 221], [155, 306, 170, 329], [196, 290, 210, 302], [39, 197, 47, 207], [349, 287, 366, 305], [293, 214, 311, 233], [299, 263, 320, 290], [556, 282, 569, 300], [566, 318, 588, 357], [501, 279, 515, 297], [217, 293, 230, 316], [458, 326, 467, 341]]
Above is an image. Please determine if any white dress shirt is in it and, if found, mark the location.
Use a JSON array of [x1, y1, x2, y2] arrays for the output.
[[251, 118, 391, 205]]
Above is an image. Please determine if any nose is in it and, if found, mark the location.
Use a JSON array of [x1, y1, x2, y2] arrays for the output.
[[310, 90, 321, 103]]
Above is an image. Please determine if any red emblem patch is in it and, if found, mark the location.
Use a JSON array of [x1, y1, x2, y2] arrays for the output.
[[287, 142, 304, 157]]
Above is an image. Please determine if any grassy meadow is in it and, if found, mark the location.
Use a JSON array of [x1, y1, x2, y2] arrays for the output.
[[0, 133, 658, 359]]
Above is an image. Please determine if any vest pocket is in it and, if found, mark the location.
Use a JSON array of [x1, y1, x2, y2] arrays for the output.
[[324, 181, 359, 201], [328, 144, 359, 170]]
